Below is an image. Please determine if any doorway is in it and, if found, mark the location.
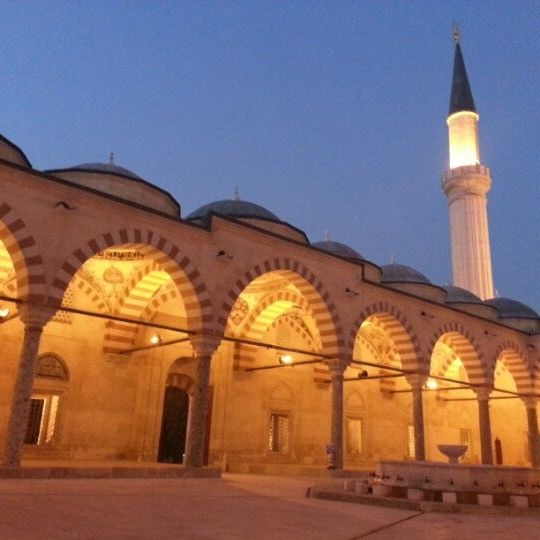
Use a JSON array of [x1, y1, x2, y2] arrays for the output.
[[158, 386, 189, 463]]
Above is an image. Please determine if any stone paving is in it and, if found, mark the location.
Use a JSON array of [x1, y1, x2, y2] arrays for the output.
[[0, 473, 538, 539]]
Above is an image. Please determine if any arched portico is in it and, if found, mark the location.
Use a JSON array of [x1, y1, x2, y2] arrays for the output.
[[0, 201, 46, 302], [213, 259, 346, 469], [427, 324, 492, 464], [0, 203, 50, 467], [2, 228, 215, 467], [348, 303, 425, 463], [491, 343, 538, 466]]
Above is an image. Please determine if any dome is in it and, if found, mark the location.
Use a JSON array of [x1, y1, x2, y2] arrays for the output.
[[45, 161, 180, 218], [59, 162, 143, 180], [312, 240, 364, 261], [443, 285, 482, 304], [484, 297, 539, 320], [381, 264, 431, 284], [186, 199, 280, 222], [0, 133, 31, 168]]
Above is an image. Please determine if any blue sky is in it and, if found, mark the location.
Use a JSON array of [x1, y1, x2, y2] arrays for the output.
[[1, 1, 539, 312]]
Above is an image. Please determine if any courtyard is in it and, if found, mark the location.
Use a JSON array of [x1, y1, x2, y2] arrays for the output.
[[0, 473, 538, 539]]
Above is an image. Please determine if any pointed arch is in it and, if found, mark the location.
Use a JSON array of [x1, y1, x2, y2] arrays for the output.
[[493, 341, 533, 395], [427, 322, 487, 386], [240, 290, 315, 340], [218, 258, 344, 358], [349, 301, 423, 373], [47, 228, 213, 334], [0, 202, 45, 301], [233, 291, 320, 370], [103, 270, 175, 353]]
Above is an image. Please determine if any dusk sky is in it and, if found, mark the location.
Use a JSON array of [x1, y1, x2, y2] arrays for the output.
[[1, 1, 538, 312]]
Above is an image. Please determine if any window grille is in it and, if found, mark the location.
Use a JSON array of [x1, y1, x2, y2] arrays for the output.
[[407, 425, 415, 458], [459, 428, 472, 462], [347, 417, 363, 454], [269, 413, 290, 453]]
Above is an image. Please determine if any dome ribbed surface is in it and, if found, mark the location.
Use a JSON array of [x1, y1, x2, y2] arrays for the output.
[[312, 240, 363, 261], [484, 298, 539, 319], [381, 264, 431, 284], [186, 199, 279, 222]]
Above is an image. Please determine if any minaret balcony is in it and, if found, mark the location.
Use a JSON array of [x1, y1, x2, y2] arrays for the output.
[[442, 164, 491, 199]]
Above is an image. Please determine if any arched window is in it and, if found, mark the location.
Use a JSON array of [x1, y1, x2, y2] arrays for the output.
[[24, 354, 69, 446]]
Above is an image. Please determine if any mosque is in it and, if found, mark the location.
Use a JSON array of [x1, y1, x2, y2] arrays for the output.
[[0, 36, 538, 473]]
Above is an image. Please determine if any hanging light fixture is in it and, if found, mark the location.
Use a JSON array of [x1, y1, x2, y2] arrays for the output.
[[278, 354, 293, 365], [0, 305, 10, 318]]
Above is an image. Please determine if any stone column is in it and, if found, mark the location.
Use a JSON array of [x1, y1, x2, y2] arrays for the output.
[[329, 362, 345, 470], [524, 398, 540, 468], [2, 304, 54, 468], [408, 375, 426, 461], [476, 387, 493, 465], [184, 335, 220, 468]]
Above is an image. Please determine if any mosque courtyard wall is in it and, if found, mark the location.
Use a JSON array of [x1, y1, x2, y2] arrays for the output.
[[0, 157, 538, 472]]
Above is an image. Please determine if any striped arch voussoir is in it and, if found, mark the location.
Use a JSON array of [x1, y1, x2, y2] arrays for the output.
[[428, 322, 487, 386], [494, 340, 533, 394], [242, 290, 314, 339], [219, 258, 343, 357], [48, 229, 212, 334], [0, 202, 45, 301], [68, 275, 109, 313], [349, 302, 423, 373]]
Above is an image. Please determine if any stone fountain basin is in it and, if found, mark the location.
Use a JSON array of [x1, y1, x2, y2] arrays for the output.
[[438, 444, 468, 463], [377, 460, 540, 492]]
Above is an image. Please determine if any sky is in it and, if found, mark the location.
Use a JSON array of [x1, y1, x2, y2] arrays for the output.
[[1, 1, 539, 313]]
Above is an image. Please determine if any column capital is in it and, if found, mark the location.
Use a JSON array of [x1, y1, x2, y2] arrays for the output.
[[406, 373, 427, 390], [328, 359, 346, 377], [18, 303, 56, 329], [475, 386, 493, 401], [190, 334, 221, 358]]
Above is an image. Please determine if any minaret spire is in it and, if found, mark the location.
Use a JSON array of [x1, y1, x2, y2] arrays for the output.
[[442, 30, 494, 300], [449, 33, 476, 116]]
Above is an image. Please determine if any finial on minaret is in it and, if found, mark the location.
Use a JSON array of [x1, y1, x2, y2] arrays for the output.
[[390, 253, 396, 264], [453, 23, 461, 44], [109, 152, 115, 165], [233, 186, 240, 200], [324, 230, 330, 242]]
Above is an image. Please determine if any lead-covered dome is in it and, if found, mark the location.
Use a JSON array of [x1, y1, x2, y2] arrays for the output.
[[484, 298, 539, 320], [186, 199, 279, 222], [312, 240, 364, 261], [186, 198, 308, 244], [45, 161, 179, 218], [381, 264, 431, 284], [63, 162, 143, 180], [443, 285, 482, 304], [381, 263, 446, 303], [443, 285, 497, 319], [0, 133, 31, 168]]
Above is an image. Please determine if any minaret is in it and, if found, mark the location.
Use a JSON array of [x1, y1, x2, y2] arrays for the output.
[[442, 28, 494, 300]]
